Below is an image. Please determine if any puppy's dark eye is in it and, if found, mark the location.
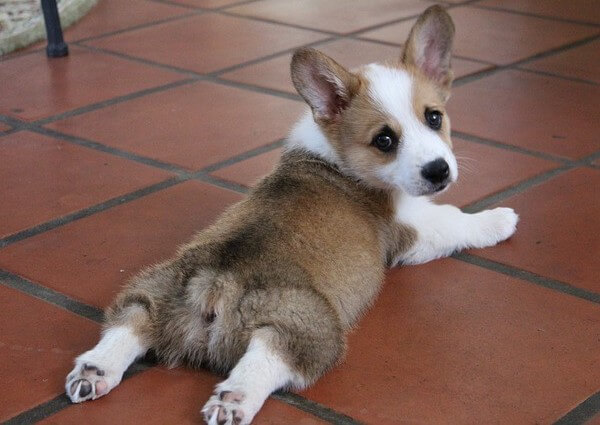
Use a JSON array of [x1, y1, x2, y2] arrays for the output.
[[371, 126, 398, 153], [425, 109, 443, 130]]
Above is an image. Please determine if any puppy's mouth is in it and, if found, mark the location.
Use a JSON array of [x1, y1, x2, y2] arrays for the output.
[[413, 181, 451, 196], [434, 183, 447, 192]]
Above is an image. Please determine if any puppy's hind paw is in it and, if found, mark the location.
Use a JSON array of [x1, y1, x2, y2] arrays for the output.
[[65, 361, 117, 403], [202, 390, 247, 425]]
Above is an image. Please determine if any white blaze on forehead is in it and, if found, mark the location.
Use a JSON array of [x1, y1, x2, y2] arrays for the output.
[[363, 63, 457, 195], [365, 64, 417, 131]]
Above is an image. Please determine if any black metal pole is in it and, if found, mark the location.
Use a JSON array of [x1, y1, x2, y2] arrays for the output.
[[40, 0, 69, 57]]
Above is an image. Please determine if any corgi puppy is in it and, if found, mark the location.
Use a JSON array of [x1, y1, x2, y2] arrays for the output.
[[65, 6, 518, 424]]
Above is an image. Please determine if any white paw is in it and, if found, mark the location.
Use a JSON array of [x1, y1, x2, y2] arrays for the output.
[[65, 357, 121, 403], [476, 207, 519, 246], [202, 389, 249, 425]]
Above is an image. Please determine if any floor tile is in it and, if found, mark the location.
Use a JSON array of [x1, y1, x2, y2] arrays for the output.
[[0, 181, 243, 308], [47, 81, 304, 170], [0, 285, 99, 422], [63, 0, 191, 42], [226, 0, 431, 34], [479, 0, 600, 25], [40, 368, 323, 425], [0, 46, 184, 121], [0, 131, 174, 238], [221, 38, 489, 94], [300, 259, 600, 424], [520, 40, 600, 84], [168, 0, 248, 8], [449, 70, 600, 159], [435, 138, 558, 207], [210, 148, 282, 186], [85, 13, 325, 74], [474, 168, 600, 293], [361, 6, 598, 65]]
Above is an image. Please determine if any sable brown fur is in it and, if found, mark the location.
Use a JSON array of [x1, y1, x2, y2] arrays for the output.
[[106, 150, 416, 385]]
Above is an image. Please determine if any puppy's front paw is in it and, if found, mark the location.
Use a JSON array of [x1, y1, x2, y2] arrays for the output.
[[476, 207, 519, 247]]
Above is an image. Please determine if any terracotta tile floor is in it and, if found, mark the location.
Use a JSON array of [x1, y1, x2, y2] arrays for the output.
[[1, 1, 598, 424]]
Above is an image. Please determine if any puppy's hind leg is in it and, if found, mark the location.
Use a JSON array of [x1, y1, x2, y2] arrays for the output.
[[201, 329, 307, 425], [65, 304, 150, 403], [202, 331, 299, 425]]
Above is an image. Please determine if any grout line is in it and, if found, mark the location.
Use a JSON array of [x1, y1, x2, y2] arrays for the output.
[[510, 34, 600, 68], [146, 0, 202, 10], [451, 130, 572, 164], [206, 36, 338, 78], [35, 79, 198, 125], [74, 10, 204, 43], [0, 269, 103, 322], [31, 127, 192, 174], [73, 42, 206, 77], [515, 67, 599, 87], [453, 33, 600, 87], [2, 394, 72, 425], [471, 3, 600, 28], [201, 139, 284, 172], [461, 166, 571, 213], [553, 391, 600, 425], [272, 392, 365, 425], [453, 253, 600, 304], [218, 9, 341, 36], [193, 172, 250, 194], [0, 177, 186, 249], [210, 77, 302, 102]]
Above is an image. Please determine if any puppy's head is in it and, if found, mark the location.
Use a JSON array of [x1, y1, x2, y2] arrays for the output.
[[291, 6, 457, 196]]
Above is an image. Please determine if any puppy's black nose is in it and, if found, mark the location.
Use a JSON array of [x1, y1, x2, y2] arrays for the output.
[[421, 158, 450, 184]]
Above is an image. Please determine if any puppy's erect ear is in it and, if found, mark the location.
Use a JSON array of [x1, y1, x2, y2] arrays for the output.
[[291, 48, 360, 122], [401, 5, 455, 87]]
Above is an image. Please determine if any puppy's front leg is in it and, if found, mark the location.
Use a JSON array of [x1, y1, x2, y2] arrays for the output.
[[395, 196, 518, 265]]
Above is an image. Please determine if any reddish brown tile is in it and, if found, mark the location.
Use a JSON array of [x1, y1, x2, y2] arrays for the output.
[[0, 131, 174, 238], [0, 181, 243, 308], [40, 368, 323, 425], [221, 38, 489, 93], [301, 259, 600, 424], [0, 285, 99, 422], [169, 0, 247, 8], [47, 81, 304, 170], [0, 46, 183, 121], [520, 40, 600, 84], [64, 0, 190, 41], [85, 13, 325, 74], [436, 138, 558, 207], [226, 0, 431, 34], [449, 70, 600, 159], [475, 168, 600, 293], [211, 148, 282, 186], [479, 0, 600, 25], [361, 6, 598, 65]]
